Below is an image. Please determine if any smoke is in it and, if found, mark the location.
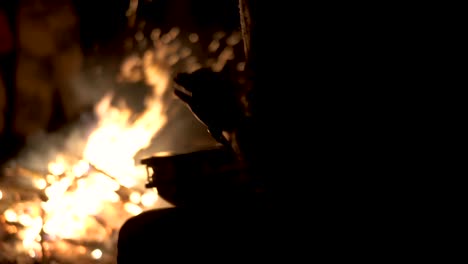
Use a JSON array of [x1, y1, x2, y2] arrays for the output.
[[9, 26, 245, 171], [10, 112, 97, 173]]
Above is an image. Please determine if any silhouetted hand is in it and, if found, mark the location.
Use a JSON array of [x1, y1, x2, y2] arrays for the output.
[[174, 68, 244, 142]]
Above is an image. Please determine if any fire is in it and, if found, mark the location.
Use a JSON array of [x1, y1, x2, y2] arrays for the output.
[[37, 48, 170, 253], [0, 47, 170, 262], [0, 27, 244, 263], [82, 69, 169, 187]]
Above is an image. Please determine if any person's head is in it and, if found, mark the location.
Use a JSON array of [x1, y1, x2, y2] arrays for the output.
[[142, 147, 246, 207]]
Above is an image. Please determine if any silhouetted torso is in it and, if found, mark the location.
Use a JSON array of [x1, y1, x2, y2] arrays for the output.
[[117, 147, 276, 263], [118, 205, 275, 263]]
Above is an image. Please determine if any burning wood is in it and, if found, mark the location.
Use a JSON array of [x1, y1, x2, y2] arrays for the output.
[[0, 160, 150, 263]]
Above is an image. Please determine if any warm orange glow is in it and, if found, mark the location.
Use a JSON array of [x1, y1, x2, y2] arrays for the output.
[[4, 209, 18, 222], [124, 202, 143, 216], [91, 248, 103, 259], [37, 53, 170, 244], [82, 52, 169, 186], [1, 44, 171, 258], [141, 189, 159, 207], [0, 27, 243, 261]]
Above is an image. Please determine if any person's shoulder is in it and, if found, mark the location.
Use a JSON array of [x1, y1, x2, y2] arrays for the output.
[[123, 207, 183, 228], [118, 207, 186, 243]]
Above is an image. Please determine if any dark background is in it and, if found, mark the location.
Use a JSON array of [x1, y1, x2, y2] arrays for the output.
[[76, 0, 241, 50]]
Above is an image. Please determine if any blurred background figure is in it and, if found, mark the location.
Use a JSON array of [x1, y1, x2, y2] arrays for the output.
[[14, 0, 85, 135], [0, 1, 17, 163], [0, 5, 13, 55], [1, 0, 89, 164]]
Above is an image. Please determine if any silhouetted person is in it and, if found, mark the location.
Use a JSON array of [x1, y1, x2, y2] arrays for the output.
[[117, 147, 272, 263], [117, 56, 271, 264], [118, 1, 281, 262]]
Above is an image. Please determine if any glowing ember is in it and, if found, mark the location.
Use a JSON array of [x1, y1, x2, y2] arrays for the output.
[[141, 190, 159, 207], [91, 248, 103, 259], [4, 209, 17, 222]]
